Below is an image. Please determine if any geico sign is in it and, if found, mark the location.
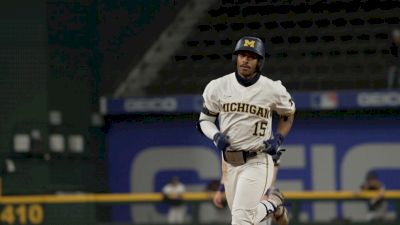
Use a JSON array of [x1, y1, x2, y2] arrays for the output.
[[357, 92, 400, 107], [124, 98, 177, 112], [130, 143, 400, 223]]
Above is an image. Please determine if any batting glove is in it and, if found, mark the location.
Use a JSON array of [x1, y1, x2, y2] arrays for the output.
[[263, 133, 284, 156], [213, 132, 230, 152]]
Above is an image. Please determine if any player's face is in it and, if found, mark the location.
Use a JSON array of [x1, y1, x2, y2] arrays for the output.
[[237, 51, 259, 78]]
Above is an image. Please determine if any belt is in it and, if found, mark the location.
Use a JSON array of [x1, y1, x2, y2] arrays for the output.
[[244, 151, 259, 158]]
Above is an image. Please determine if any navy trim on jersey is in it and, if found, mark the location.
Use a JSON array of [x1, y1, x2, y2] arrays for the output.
[[235, 71, 260, 87], [202, 106, 218, 116]]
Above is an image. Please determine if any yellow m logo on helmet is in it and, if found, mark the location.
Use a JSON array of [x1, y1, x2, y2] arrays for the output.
[[243, 39, 255, 48]]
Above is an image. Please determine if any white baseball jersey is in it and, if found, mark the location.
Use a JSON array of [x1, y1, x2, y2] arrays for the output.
[[202, 72, 295, 151]]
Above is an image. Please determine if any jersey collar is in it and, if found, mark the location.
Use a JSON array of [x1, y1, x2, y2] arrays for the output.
[[235, 71, 260, 87]]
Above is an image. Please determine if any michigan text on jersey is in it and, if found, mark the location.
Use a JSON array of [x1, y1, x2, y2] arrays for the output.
[[222, 102, 270, 118]]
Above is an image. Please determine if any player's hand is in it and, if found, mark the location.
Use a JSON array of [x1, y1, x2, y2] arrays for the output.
[[263, 133, 284, 155], [213, 132, 230, 151], [213, 191, 225, 208]]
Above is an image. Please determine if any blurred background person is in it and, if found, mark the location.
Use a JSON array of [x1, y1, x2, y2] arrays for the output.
[[162, 176, 186, 224], [387, 28, 400, 89], [360, 172, 388, 222]]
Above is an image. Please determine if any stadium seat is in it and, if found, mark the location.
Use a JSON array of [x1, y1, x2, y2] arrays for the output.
[[148, 1, 397, 95]]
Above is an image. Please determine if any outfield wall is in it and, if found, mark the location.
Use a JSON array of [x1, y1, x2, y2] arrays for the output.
[[106, 110, 400, 223]]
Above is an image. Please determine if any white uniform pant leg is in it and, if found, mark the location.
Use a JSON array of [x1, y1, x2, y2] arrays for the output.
[[225, 155, 274, 225], [261, 217, 272, 225]]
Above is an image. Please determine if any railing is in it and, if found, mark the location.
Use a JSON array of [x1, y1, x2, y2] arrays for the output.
[[2, 190, 400, 203], [0, 191, 399, 225]]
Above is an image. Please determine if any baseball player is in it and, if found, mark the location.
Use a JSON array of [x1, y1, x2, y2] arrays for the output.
[[197, 36, 295, 225], [213, 151, 289, 225]]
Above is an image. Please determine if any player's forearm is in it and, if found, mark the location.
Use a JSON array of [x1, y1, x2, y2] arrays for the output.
[[276, 113, 294, 137], [198, 113, 219, 140]]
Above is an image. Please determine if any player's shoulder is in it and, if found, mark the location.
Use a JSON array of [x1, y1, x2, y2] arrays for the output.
[[205, 72, 235, 88], [259, 74, 289, 91], [214, 72, 235, 83]]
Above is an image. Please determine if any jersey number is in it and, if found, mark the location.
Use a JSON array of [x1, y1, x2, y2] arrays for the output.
[[253, 121, 267, 136]]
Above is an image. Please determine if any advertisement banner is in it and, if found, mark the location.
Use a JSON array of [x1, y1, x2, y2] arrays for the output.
[[107, 114, 400, 223], [101, 90, 400, 115]]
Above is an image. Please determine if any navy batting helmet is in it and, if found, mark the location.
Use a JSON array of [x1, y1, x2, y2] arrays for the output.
[[232, 36, 265, 72]]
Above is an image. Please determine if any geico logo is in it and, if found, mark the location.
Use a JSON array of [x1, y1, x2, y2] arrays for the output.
[[128, 144, 400, 222], [127, 143, 400, 222], [357, 92, 400, 107], [124, 98, 177, 112]]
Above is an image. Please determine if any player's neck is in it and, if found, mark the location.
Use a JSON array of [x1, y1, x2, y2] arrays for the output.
[[235, 71, 260, 87]]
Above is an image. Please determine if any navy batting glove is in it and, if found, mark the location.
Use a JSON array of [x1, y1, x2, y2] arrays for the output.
[[272, 148, 286, 166], [213, 132, 230, 151], [263, 133, 284, 155]]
